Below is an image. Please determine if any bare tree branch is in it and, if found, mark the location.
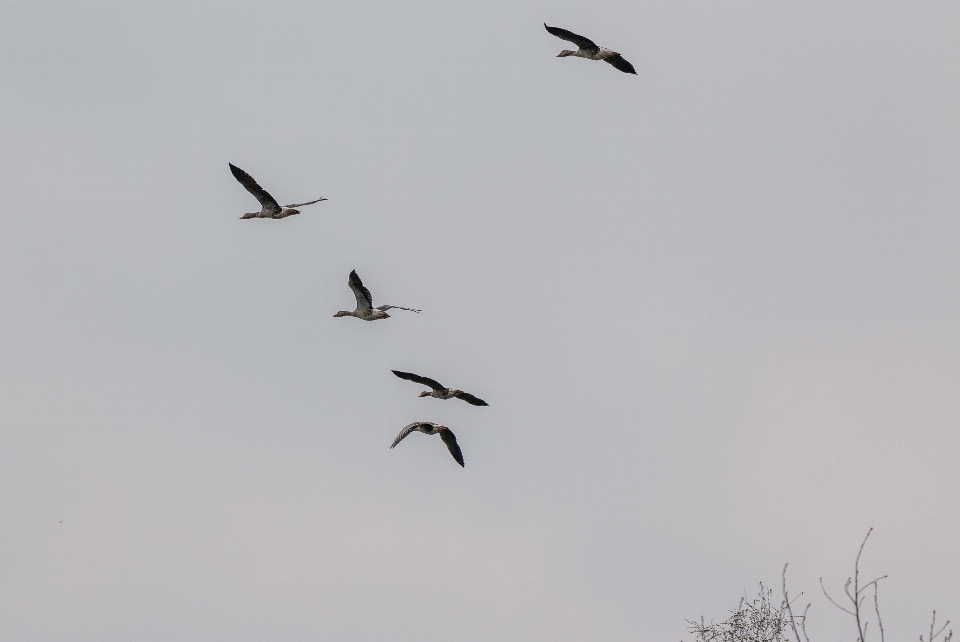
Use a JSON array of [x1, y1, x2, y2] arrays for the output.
[[873, 584, 885, 642], [821, 528, 887, 642], [690, 531, 950, 642], [783, 564, 809, 642], [920, 611, 953, 642], [820, 578, 855, 617], [688, 584, 792, 642], [852, 529, 874, 642], [799, 604, 811, 642]]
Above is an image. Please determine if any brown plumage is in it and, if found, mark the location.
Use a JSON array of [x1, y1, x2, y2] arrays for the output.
[[544, 24, 637, 75], [333, 270, 421, 321], [229, 163, 327, 219], [390, 422, 465, 467], [391, 370, 489, 406]]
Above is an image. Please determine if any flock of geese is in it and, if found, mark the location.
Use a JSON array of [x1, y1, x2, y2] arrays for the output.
[[229, 24, 635, 467]]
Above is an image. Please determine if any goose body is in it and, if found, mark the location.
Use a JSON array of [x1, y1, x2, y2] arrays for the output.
[[390, 422, 465, 467], [544, 24, 637, 74], [391, 370, 489, 406], [334, 270, 421, 321], [230, 163, 327, 219]]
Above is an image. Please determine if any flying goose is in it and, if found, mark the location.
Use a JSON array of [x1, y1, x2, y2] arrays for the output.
[[334, 270, 421, 320], [544, 24, 637, 74], [390, 422, 464, 467], [230, 163, 327, 219], [391, 370, 489, 406]]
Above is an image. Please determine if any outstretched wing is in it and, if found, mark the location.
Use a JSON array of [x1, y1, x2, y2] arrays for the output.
[[544, 23, 598, 53], [391, 370, 445, 391], [603, 53, 637, 75], [229, 163, 279, 209], [439, 428, 465, 467], [454, 391, 489, 407], [377, 305, 421, 314], [284, 197, 328, 208], [390, 422, 429, 449], [348, 270, 373, 311]]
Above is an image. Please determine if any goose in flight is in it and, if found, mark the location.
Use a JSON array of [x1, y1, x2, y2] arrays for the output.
[[544, 24, 637, 74], [391, 370, 489, 406], [334, 270, 421, 320], [230, 163, 327, 219], [390, 422, 465, 467]]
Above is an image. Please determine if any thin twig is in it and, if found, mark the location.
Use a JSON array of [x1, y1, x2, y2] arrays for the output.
[[861, 576, 889, 594], [923, 611, 953, 642], [873, 583, 885, 642], [821, 577, 855, 617], [800, 604, 811, 642], [783, 565, 805, 642], [821, 528, 887, 642], [932, 618, 950, 640], [852, 529, 874, 642]]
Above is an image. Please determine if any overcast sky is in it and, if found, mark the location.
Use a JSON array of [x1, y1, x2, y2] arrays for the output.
[[1, 1, 958, 640]]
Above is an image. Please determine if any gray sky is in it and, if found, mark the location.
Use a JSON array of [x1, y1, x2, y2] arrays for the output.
[[1, 1, 958, 640]]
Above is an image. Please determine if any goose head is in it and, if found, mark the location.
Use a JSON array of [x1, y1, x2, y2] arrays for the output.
[[419, 391, 432, 398], [333, 311, 352, 317], [557, 50, 576, 57]]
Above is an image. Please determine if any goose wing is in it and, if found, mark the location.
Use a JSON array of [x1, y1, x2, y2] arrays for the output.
[[390, 422, 431, 449], [284, 197, 328, 208], [229, 163, 279, 209], [348, 270, 374, 311], [544, 24, 599, 53], [439, 428, 465, 467], [453, 391, 489, 407], [604, 53, 637, 74], [392, 370, 445, 391], [377, 305, 421, 314]]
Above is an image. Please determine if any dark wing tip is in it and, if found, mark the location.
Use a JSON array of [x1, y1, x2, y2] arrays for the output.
[[455, 391, 489, 406], [606, 54, 637, 74], [229, 162, 259, 187], [393, 370, 444, 390], [439, 429, 465, 467]]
